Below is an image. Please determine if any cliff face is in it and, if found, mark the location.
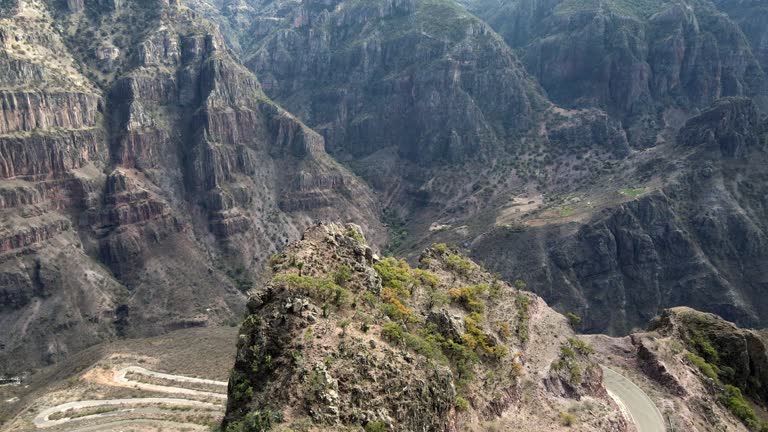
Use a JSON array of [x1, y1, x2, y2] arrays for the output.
[[187, 0, 633, 264], [242, 0, 548, 165], [0, 0, 123, 372], [462, 0, 768, 148], [224, 223, 627, 431], [472, 98, 768, 335], [0, 0, 382, 374], [713, 0, 768, 72]]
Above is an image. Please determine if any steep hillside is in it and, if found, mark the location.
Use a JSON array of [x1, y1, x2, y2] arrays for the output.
[[224, 223, 628, 431], [0, 0, 383, 375], [471, 97, 768, 335]]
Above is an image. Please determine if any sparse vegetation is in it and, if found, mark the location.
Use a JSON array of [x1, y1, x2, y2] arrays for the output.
[[515, 291, 531, 343], [618, 187, 645, 199], [382, 208, 408, 255], [551, 339, 594, 386], [448, 284, 488, 314], [346, 227, 366, 244], [445, 254, 474, 276], [225, 410, 281, 432], [364, 421, 388, 432], [333, 264, 352, 285], [684, 352, 719, 381], [566, 312, 582, 329], [272, 274, 351, 308], [559, 411, 576, 427], [719, 385, 768, 432], [455, 396, 470, 411], [463, 314, 508, 360]]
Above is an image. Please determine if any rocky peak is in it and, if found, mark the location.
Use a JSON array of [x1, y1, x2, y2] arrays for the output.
[[224, 223, 628, 431]]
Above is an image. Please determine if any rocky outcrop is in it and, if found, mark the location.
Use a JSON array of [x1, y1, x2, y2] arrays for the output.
[[650, 307, 768, 403], [0, 129, 105, 179], [224, 223, 627, 431], [585, 307, 768, 431]]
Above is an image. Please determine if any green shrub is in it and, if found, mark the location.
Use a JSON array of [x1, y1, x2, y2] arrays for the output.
[[463, 315, 508, 360], [515, 293, 531, 343], [685, 352, 720, 381], [566, 312, 582, 328], [720, 385, 761, 429], [455, 396, 470, 411], [272, 274, 351, 307], [230, 371, 253, 403], [333, 265, 352, 285], [364, 421, 388, 432], [448, 284, 488, 314], [346, 227, 366, 243], [489, 280, 503, 299], [432, 243, 449, 254], [690, 331, 720, 364], [374, 257, 415, 296], [404, 331, 447, 362], [445, 254, 473, 276], [225, 410, 279, 432], [559, 412, 576, 427], [414, 269, 440, 289], [382, 322, 405, 344], [427, 288, 450, 308], [568, 338, 594, 356]]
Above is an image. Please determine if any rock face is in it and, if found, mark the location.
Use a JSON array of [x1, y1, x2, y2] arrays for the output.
[[584, 307, 768, 432], [713, 0, 768, 72], [224, 223, 627, 431], [0, 0, 382, 374], [242, 0, 547, 165], [461, 0, 768, 148], [649, 308, 768, 404], [472, 98, 768, 335]]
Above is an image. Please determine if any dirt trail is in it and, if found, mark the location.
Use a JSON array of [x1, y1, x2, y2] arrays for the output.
[[113, 366, 227, 400], [31, 366, 228, 429], [33, 398, 218, 428]]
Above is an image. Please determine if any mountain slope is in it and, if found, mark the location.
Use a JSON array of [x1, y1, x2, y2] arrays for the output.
[[471, 97, 768, 335], [0, 0, 383, 375], [461, 0, 768, 148]]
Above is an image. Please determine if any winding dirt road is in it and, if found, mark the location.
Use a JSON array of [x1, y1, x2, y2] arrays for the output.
[[31, 366, 228, 430], [113, 366, 227, 400]]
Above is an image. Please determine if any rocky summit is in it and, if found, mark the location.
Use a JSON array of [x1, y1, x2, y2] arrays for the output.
[[224, 223, 627, 431], [1, 0, 768, 431]]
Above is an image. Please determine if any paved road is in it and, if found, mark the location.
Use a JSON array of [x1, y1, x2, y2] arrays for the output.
[[602, 366, 665, 432]]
